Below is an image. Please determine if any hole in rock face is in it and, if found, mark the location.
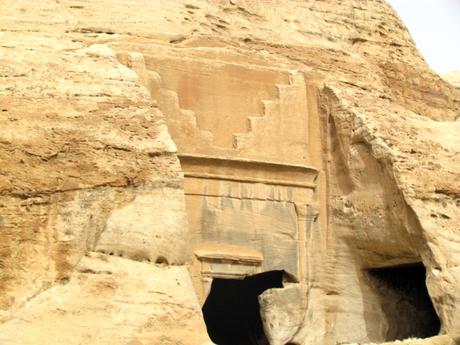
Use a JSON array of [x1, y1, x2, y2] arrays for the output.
[[155, 256, 168, 265], [366, 263, 440, 341], [202, 270, 284, 345]]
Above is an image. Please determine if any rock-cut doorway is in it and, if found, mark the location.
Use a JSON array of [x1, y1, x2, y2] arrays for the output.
[[202, 270, 284, 345]]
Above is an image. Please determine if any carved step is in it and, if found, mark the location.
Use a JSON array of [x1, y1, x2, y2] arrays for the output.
[[233, 71, 306, 152]]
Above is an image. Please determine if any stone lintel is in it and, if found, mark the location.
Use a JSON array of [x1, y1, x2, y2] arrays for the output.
[[179, 153, 319, 189], [193, 243, 263, 264]]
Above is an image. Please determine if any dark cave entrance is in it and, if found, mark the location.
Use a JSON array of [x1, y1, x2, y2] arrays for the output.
[[202, 270, 284, 345], [366, 263, 440, 341]]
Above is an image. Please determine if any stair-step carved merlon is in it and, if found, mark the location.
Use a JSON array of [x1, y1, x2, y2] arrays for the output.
[[233, 71, 309, 164]]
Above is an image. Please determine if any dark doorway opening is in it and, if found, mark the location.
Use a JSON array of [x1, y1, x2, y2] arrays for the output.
[[202, 270, 284, 345], [366, 263, 440, 341]]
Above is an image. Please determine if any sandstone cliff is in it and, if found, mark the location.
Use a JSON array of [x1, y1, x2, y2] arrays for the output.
[[1, 1, 459, 345]]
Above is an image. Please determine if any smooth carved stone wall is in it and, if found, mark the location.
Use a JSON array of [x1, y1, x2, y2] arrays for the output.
[[180, 154, 319, 302], [120, 51, 328, 345], [119, 49, 311, 165], [120, 51, 323, 316], [145, 55, 289, 148]]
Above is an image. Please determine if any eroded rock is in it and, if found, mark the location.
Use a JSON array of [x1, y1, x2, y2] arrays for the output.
[[1, 1, 460, 345], [259, 284, 308, 345]]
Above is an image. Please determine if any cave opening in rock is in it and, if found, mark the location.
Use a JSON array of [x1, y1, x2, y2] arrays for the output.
[[366, 262, 440, 341], [202, 270, 284, 345]]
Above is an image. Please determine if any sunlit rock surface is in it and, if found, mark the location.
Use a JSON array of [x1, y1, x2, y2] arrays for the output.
[[1, 1, 459, 344]]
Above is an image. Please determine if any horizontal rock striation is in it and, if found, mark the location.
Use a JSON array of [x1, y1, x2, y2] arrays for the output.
[[1, 1, 459, 344]]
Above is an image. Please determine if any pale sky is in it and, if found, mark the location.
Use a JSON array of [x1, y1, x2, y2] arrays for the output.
[[387, 0, 460, 73]]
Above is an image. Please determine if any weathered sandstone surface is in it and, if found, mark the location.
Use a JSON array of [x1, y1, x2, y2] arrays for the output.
[[0, 1, 459, 344], [346, 335, 459, 345]]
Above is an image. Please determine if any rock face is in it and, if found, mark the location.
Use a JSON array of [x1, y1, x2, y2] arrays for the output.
[[0, 254, 210, 345], [345, 335, 459, 345], [1, 1, 459, 345], [259, 284, 309, 345], [0, 5, 208, 344]]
